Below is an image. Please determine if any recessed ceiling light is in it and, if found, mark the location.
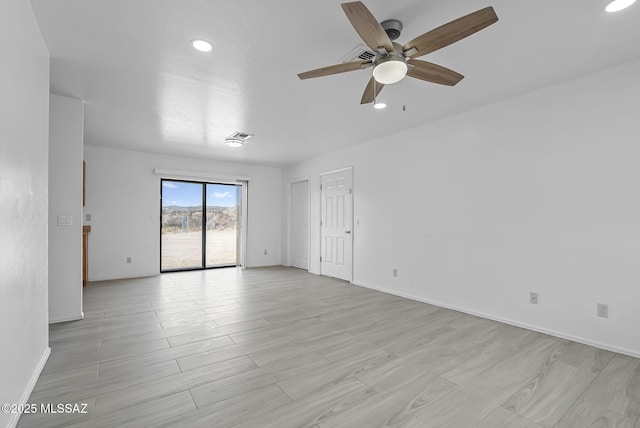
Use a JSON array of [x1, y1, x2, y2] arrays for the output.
[[191, 39, 213, 52], [373, 101, 387, 109], [605, 0, 636, 12]]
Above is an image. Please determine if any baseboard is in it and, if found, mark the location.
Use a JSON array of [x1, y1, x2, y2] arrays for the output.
[[8, 347, 51, 428], [245, 263, 282, 269], [89, 270, 160, 282], [49, 313, 84, 324], [351, 280, 640, 359]]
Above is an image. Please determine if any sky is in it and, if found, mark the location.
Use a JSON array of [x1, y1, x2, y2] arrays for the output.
[[162, 181, 239, 207]]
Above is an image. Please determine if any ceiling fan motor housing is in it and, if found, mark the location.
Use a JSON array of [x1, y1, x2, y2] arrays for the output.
[[374, 42, 406, 65], [381, 19, 403, 41]]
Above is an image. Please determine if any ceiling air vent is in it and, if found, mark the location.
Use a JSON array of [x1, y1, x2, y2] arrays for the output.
[[229, 131, 254, 140], [340, 44, 376, 63]]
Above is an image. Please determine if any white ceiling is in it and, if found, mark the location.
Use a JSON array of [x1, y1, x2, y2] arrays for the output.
[[30, 0, 640, 167]]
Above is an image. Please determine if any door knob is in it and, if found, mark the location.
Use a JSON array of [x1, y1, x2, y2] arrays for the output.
[[345, 230, 351, 234]]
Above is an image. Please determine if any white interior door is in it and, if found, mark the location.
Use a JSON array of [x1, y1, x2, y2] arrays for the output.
[[321, 169, 353, 281], [291, 180, 309, 270]]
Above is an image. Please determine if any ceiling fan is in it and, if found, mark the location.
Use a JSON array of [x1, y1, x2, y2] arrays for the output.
[[297, 1, 498, 104]]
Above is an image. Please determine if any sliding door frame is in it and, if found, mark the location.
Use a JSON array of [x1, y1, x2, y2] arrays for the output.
[[160, 178, 246, 272]]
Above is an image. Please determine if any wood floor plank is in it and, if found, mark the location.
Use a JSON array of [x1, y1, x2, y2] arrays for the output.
[[29, 365, 98, 399], [440, 341, 514, 385], [460, 364, 530, 396], [413, 387, 501, 428], [554, 400, 636, 428], [176, 334, 295, 372], [229, 318, 318, 344], [431, 319, 500, 352], [392, 342, 476, 379], [580, 354, 640, 418], [159, 314, 218, 331], [189, 351, 329, 409], [493, 335, 567, 379], [151, 384, 291, 428], [69, 391, 196, 428], [98, 334, 254, 375], [381, 325, 458, 356], [414, 364, 530, 428], [317, 338, 391, 363], [354, 348, 457, 393], [501, 344, 614, 428], [94, 356, 255, 415], [99, 321, 163, 341], [389, 417, 435, 428], [277, 350, 394, 400], [30, 360, 180, 405], [472, 407, 541, 428], [231, 378, 376, 428], [318, 371, 455, 428], [48, 324, 102, 343], [167, 318, 271, 348], [248, 331, 353, 367]]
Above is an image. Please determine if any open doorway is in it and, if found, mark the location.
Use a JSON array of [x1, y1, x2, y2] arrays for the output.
[[290, 179, 309, 270], [160, 179, 244, 272]]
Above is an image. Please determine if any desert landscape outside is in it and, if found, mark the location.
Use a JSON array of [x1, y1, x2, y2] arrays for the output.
[[161, 229, 238, 269]]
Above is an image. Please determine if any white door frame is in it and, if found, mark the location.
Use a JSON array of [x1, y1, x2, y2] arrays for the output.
[[289, 177, 310, 270], [320, 166, 353, 281], [239, 180, 248, 269]]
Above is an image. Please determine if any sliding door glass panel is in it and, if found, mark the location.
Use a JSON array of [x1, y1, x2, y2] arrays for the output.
[[161, 180, 203, 270], [205, 183, 240, 267]]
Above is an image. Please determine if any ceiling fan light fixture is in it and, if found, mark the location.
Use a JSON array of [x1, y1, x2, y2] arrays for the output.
[[373, 57, 407, 85], [605, 0, 636, 11], [373, 101, 387, 109], [191, 39, 213, 52], [224, 138, 244, 148]]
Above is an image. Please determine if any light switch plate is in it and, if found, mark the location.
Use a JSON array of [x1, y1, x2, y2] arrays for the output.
[[57, 215, 72, 226]]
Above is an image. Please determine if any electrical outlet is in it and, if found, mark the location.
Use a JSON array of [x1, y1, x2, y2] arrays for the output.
[[529, 292, 539, 305], [392, 268, 398, 277], [126, 257, 132, 264], [597, 303, 609, 318], [85, 213, 92, 222]]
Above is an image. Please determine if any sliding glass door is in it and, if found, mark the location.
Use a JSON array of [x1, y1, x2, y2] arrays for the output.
[[161, 179, 243, 272], [161, 181, 203, 270], [205, 183, 240, 267]]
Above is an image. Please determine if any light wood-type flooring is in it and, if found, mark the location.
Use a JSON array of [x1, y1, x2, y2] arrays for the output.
[[19, 267, 640, 427]]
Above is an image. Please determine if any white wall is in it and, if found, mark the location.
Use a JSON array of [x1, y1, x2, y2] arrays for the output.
[[0, 1, 51, 427], [48, 94, 84, 323], [282, 59, 640, 357], [84, 146, 281, 281]]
